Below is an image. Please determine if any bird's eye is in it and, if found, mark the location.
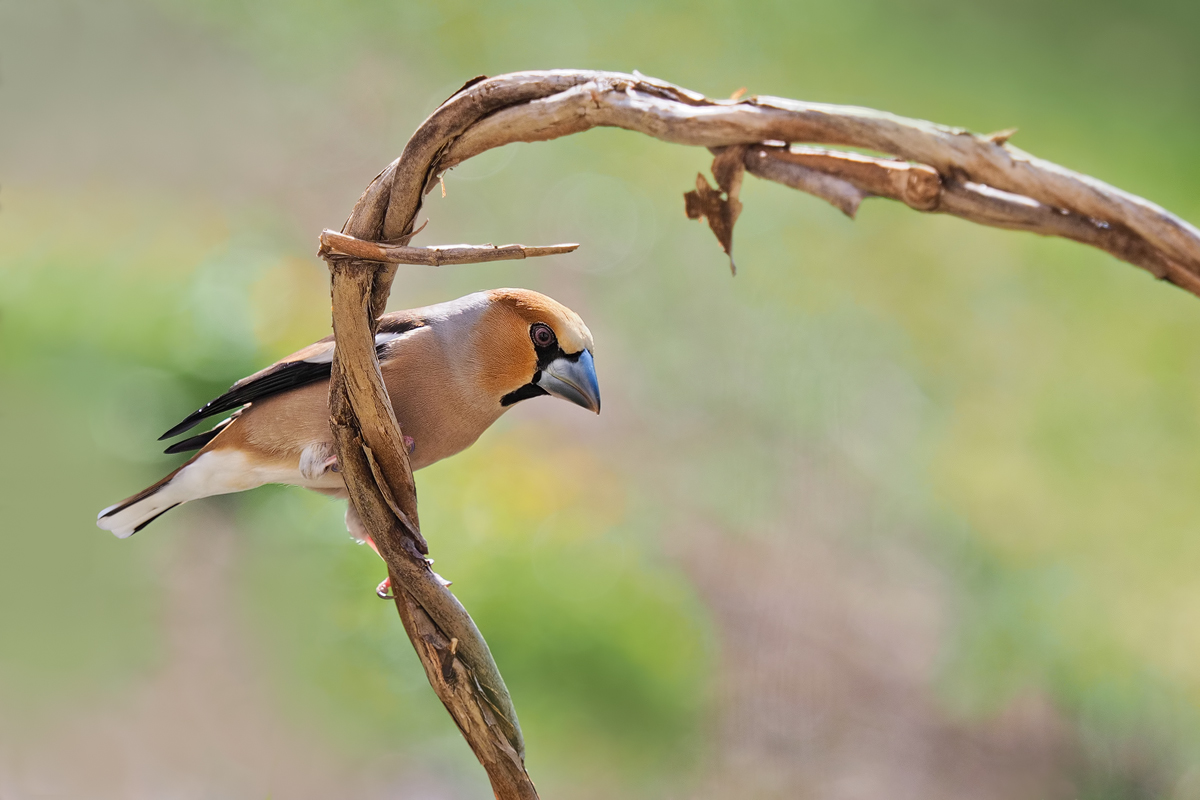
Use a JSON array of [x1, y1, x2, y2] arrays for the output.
[[530, 323, 556, 349]]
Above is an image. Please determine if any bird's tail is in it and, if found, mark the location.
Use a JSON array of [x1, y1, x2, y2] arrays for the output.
[[97, 455, 201, 538]]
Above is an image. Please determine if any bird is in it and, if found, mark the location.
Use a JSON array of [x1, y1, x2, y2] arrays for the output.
[[97, 288, 601, 552]]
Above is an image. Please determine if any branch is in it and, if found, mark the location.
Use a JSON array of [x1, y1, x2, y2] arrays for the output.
[[319, 229, 578, 265], [739, 145, 1198, 294], [432, 72, 1200, 295], [320, 70, 1200, 799], [324, 254, 534, 797]]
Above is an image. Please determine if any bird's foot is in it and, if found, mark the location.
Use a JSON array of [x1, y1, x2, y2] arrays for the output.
[[300, 442, 339, 480], [375, 564, 446, 598]]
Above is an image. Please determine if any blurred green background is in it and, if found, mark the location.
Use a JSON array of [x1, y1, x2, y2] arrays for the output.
[[2, 1, 1199, 797]]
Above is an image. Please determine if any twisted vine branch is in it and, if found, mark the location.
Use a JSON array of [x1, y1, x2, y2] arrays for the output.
[[318, 70, 1200, 799]]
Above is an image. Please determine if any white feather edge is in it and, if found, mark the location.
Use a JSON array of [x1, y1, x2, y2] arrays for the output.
[[301, 330, 419, 364]]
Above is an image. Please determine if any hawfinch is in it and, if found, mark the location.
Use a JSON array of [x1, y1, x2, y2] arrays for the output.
[[97, 288, 601, 544]]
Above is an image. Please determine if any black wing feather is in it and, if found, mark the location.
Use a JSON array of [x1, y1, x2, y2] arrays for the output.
[[163, 416, 236, 454], [159, 315, 422, 441], [159, 361, 334, 440]]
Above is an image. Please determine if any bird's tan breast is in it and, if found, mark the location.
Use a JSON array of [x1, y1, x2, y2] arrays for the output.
[[381, 332, 506, 469], [226, 329, 505, 472]]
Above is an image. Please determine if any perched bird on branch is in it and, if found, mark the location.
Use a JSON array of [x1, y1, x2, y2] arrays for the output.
[[97, 288, 600, 544]]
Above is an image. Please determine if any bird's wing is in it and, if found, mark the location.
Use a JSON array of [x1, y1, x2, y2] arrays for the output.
[[159, 313, 424, 440], [162, 413, 238, 453]]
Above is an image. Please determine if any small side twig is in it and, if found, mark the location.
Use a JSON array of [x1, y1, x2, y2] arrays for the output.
[[319, 230, 578, 265], [744, 144, 940, 215], [738, 145, 1200, 294]]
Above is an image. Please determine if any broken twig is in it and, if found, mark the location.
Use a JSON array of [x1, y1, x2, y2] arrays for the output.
[[319, 230, 578, 266]]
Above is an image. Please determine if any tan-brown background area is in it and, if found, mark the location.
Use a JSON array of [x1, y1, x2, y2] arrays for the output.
[[2, 1, 1199, 797]]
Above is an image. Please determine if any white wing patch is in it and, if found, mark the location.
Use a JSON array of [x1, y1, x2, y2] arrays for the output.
[[302, 330, 417, 365], [302, 347, 335, 365]]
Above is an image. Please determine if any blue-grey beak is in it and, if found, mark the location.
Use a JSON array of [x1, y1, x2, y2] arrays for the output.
[[537, 350, 601, 414]]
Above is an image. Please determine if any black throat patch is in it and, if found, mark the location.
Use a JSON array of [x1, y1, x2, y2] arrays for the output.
[[500, 379, 549, 407], [499, 338, 583, 407]]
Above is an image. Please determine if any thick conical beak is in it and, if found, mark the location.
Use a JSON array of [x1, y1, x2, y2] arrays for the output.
[[537, 350, 601, 414]]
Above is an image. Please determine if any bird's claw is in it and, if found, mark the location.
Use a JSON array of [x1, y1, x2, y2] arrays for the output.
[[375, 568, 446, 597]]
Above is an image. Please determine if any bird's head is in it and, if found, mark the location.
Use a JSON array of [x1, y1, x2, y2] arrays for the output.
[[470, 288, 601, 414]]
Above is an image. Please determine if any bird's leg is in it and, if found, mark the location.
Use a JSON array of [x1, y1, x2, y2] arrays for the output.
[[361, 533, 449, 598], [375, 564, 450, 597], [300, 441, 340, 480], [362, 537, 443, 597], [339, 437, 426, 600], [347, 503, 401, 598], [307, 437, 414, 481], [364, 537, 396, 599]]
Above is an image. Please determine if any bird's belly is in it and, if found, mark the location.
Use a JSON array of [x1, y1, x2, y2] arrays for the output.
[[175, 449, 316, 498], [234, 377, 502, 480]]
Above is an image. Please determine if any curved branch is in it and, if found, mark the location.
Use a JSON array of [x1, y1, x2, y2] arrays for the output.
[[324, 255, 533, 796], [434, 71, 1200, 293], [321, 70, 1200, 799]]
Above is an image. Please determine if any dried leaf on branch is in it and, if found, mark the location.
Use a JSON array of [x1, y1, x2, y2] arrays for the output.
[[683, 145, 747, 274]]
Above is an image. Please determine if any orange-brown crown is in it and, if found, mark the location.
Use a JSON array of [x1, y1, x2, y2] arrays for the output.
[[485, 289, 593, 354], [468, 289, 594, 400]]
